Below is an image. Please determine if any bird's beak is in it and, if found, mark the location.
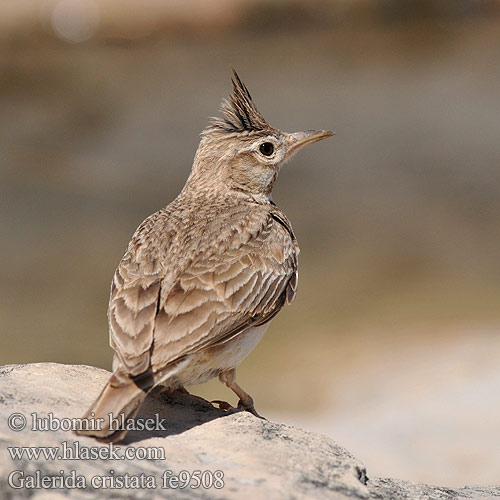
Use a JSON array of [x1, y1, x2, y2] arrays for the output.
[[286, 130, 335, 157]]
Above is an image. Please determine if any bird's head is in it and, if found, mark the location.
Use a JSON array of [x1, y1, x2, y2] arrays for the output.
[[186, 70, 334, 197]]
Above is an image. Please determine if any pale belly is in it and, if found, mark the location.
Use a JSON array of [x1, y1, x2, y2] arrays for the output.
[[165, 323, 269, 388]]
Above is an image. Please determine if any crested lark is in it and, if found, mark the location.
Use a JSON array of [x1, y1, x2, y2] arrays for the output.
[[77, 71, 333, 442]]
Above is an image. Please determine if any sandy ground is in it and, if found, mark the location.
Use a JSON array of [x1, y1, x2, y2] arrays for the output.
[[270, 327, 500, 486]]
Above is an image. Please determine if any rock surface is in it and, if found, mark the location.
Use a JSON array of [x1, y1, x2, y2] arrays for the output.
[[0, 363, 498, 499]]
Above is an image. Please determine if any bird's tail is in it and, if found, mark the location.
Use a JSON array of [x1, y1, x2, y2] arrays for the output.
[[75, 371, 149, 442]]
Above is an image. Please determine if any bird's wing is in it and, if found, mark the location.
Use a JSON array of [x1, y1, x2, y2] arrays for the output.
[[151, 209, 298, 367], [108, 211, 168, 377], [109, 207, 298, 378]]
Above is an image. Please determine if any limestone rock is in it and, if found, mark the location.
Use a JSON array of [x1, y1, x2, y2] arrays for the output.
[[0, 363, 498, 499]]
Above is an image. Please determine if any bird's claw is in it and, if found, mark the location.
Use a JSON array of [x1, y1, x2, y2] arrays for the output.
[[237, 400, 266, 419], [211, 399, 235, 411], [211, 400, 265, 419]]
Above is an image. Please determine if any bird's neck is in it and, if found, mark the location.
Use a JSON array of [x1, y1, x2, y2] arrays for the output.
[[181, 160, 276, 207], [179, 180, 274, 208]]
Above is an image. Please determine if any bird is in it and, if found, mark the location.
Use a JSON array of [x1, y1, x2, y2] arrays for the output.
[[76, 70, 333, 442]]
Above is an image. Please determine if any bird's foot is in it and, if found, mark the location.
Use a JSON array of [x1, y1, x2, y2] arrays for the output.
[[237, 400, 266, 419], [211, 399, 265, 418], [211, 399, 235, 411]]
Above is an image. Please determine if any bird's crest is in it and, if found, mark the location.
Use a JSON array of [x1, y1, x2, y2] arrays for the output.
[[205, 70, 271, 135]]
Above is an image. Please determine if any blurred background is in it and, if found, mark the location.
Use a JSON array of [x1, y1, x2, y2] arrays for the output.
[[1, 0, 500, 487]]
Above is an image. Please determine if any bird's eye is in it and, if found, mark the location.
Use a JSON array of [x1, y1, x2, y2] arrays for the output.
[[259, 142, 274, 157]]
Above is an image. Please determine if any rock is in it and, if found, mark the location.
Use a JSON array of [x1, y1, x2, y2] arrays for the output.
[[0, 363, 498, 500]]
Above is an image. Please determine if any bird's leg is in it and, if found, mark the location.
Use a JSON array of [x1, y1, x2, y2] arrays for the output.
[[217, 369, 264, 418]]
